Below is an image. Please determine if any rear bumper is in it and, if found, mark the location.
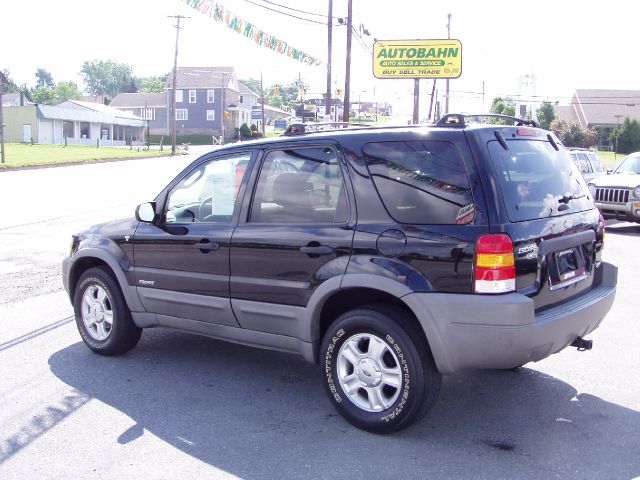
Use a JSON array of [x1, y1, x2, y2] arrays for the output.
[[402, 262, 617, 374]]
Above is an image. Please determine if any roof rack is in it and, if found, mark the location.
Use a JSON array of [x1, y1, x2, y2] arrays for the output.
[[436, 113, 539, 128], [282, 122, 371, 136]]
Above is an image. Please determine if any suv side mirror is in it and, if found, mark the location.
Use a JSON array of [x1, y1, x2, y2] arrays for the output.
[[606, 169, 613, 174], [135, 202, 157, 223]]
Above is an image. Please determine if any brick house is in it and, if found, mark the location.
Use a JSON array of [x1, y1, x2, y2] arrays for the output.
[[555, 89, 640, 150]]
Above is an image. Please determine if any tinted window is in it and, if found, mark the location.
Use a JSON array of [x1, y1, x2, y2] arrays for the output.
[[488, 140, 593, 222], [363, 141, 474, 224], [249, 147, 347, 223]]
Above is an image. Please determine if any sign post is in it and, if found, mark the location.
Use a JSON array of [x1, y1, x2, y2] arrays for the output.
[[0, 71, 6, 164]]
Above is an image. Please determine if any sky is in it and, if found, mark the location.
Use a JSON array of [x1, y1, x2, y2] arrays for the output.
[[2, 0, 638, 119]]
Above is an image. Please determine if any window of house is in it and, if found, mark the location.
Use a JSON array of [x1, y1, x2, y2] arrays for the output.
[[239, 95, 244, 104], [176, 109, 188, 121], [142, 108, 155, 121], [249, 147, 347, 224], [189, 90, 197, 103], [176, 90, 183, 103], [63, 121, 74, 139], [207, 110, 215, 121], [80, 122, 90, 139], [207, 90, 215, 103]]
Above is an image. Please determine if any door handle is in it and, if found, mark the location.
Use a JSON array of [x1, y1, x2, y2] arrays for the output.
[[299, 244, 334, 256], [194, 239, 220, 253]]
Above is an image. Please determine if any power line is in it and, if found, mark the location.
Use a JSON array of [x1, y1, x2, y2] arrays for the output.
[[252, 0, 329, 19], [351, 27, 372, 54], [237, 0, 340, 25]]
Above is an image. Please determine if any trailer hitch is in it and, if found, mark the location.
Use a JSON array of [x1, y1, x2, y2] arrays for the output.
[[570, 337, 593, 351]]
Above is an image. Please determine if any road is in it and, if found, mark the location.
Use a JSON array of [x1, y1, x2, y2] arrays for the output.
[[0, 155, 639, 479]]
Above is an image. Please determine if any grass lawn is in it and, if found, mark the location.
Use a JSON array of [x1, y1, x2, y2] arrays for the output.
[[0, 143, 170, 169], [597, 150, 626, 169]]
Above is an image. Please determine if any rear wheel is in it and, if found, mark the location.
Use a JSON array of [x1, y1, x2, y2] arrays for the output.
[[320, 305, 441, 434], [73, 266, 142, 355]]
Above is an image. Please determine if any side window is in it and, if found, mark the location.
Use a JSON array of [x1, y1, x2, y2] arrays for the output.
[[588, 153, 604, 172], [363, 141, 473, 224], [165, 153, 251, 223], [249, 147, 347, 224], [577, 153, 592, 173]]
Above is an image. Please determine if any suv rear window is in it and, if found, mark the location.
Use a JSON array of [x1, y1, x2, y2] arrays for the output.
[[363, 141, 474, 224], [488, 140, 593, 222]]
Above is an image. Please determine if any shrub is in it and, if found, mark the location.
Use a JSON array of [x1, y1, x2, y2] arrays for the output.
[[550, 119, 596, 148], [239, 123, 252, 139]]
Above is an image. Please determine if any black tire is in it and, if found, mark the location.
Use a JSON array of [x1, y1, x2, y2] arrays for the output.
[[73, 266, 142, 356], [320, 304, 441, 434]]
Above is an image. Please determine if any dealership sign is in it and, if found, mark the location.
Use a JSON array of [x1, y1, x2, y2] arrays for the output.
[[373, 39, 462, 79]]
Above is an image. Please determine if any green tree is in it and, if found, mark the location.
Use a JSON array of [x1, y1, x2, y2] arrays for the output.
[[80, 59, 134, 96], [550, 119, 596, 148], [35, 68, 55, 88], [239, 78, 261, 96], [268, 94, 284, 110], [535, 101, 556, 130], [488, 97, 515, 124], [0, 69, 20, 93], [31, 86, 58, 105], [610, 117, 640, 154], [490, 97, 515, 116], [55, 81, 83, 102], [137, 75, 166, 93]]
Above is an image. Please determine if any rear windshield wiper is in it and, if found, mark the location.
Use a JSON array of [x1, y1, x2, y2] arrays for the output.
[[558, 193, 585, 204]]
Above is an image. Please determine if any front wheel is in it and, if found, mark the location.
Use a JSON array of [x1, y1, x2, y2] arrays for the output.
[[320, 305, 441, 434], [73, 266, 142, 355]]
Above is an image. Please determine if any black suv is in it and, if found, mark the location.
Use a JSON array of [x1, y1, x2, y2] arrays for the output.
[[63, 114, 617, 433]]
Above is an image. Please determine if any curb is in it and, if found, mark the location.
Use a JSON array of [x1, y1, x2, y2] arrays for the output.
[[0, 152, 182, 172]]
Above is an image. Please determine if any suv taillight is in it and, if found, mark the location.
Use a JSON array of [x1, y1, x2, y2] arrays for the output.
[[599, 211, 606, 244], [474, 234, 515, 294]]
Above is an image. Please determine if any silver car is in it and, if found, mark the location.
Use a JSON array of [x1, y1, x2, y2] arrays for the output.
[[588, 152, 640, 223], [569, 148, 605, 183]]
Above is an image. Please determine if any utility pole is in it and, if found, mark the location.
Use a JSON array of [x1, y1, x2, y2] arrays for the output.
[[428, 79, 436, 122], [168, 14, 189, 155], [0, 72, 5, 164], [221, 72, 227, 142], [614, 114, 623, 161], [298, 72, 305, 123], [343, 0, 353, 123], [445, 13, 451, 114], [412, 79, 420, 124], [325, 0, 333, 118], [260, 71, 265, 136]]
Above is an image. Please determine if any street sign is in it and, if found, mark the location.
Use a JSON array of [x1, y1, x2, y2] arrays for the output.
[[373, 39, 462, 79], [251, 109, 261, 120]]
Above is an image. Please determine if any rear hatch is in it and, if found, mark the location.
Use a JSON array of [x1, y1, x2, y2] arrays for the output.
[[480, 128, 604, 311]]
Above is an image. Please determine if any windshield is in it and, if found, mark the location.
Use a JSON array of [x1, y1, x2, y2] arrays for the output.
[[614, 154, 640, 174], [488, 140, 594, 222]]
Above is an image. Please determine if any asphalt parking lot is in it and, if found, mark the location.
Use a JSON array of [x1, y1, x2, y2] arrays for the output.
[[0, 156, 638, 479]]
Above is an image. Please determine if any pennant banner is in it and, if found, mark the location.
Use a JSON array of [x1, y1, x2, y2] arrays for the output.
[[181, 0, 323, 67]]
